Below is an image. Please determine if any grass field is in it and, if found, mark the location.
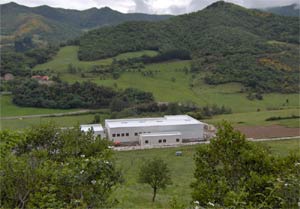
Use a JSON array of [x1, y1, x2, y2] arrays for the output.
[[33, 46, 158, 72], [0, 112, 110, 130], [0, 95, 80, 117], [59, 60, 299, 113], [205, 108, 300, 128], [113, 138, 300, 208]]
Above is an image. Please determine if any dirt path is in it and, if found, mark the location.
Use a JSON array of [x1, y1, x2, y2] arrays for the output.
[[236, 125, 300, 139], [1, 109, 92, 120]]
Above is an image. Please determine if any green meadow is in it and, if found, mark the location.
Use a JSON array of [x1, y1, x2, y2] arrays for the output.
[[113, 139, 300, 208], [205, 108, 300, 128], [0, 95, 80, 117], [32, 46, 299, 113], [59, 59, 299, 113], [0, 112, 110, 130], [33, 46, 158, 72]]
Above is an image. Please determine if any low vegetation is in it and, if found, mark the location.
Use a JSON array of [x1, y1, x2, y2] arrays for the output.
[[265, 115, 300, 121]]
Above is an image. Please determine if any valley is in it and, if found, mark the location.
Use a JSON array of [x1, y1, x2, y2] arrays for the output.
[[1, 46, 299, 131]]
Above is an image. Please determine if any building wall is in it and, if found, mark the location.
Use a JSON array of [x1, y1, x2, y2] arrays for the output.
[[139, 133, 182, 147], [94, 130, 105, 139], [105, 123, 204, 143]]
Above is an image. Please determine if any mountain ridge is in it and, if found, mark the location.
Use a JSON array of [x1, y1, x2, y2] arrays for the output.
[[0, 2, 172, 48]]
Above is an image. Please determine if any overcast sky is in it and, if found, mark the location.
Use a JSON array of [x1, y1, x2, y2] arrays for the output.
[[1, 0, 299, 14]]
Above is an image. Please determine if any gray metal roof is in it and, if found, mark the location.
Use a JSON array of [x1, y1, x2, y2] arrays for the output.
[[105, 115, 203, 128]]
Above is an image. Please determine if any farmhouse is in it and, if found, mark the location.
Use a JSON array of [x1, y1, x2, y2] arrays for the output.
[[32, 75, 49, 81], [105, 115, 205, 145]]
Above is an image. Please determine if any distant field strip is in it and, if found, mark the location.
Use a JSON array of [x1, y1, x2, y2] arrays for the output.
[[33, 46, 158, 72], [0, 95, 80, 117]]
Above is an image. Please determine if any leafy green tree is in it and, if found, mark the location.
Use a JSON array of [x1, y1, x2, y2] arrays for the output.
[[138, 158, 172, 202], [93, 114, 101, 123], [167, 103, 180, 115], [191, 121, 300, 208], [0, 123, 123, 208]]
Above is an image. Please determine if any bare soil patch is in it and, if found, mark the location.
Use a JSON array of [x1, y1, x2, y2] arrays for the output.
[[236, 125, 300, 139]]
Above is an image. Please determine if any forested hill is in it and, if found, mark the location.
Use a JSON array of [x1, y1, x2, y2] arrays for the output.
[[263, 4, 300, 17], [0, 2, 171, 47], [78, 2, 299, 93], [78, 1, 299, 60]]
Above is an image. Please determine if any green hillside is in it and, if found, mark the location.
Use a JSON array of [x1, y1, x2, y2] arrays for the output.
[[78, 2, 299, 93], [32, 46, 299, 114], [0, 2, 171, 48]]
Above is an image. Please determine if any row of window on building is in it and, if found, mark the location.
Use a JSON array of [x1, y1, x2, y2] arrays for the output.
[[112, 131, 151, 138], [144, 138, 180, 144]]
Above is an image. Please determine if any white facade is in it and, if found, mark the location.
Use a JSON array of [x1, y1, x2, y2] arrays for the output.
[[80, 124, 105, 138], [105, 115, 204, 143], [139, 132, 182, 147]]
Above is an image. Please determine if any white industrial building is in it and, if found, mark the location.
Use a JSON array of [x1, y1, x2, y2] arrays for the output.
[[80, 115, 206, 147], [104, 115, 205, 146]]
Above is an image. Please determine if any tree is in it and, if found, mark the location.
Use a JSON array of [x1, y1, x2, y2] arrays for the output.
[[0, 123, 123, 208], [191, 121, 300, 208], [138, 158, 172, 202], [110, 98, 126, 112], [93, 114, 101, 123], [167, 103, 180, 115]]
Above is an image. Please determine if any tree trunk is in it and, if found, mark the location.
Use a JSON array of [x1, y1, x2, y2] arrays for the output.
[[152, 187, 157, 202]]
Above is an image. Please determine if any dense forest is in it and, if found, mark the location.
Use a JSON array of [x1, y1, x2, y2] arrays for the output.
[[79, 2, 299, 60], [11, 80, 154, 109], [78, 2, 299, 93], [1, 45, 58, 76]]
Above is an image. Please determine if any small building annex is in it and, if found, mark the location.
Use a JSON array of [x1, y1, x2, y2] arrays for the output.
[[80, 124, 105, 138]]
